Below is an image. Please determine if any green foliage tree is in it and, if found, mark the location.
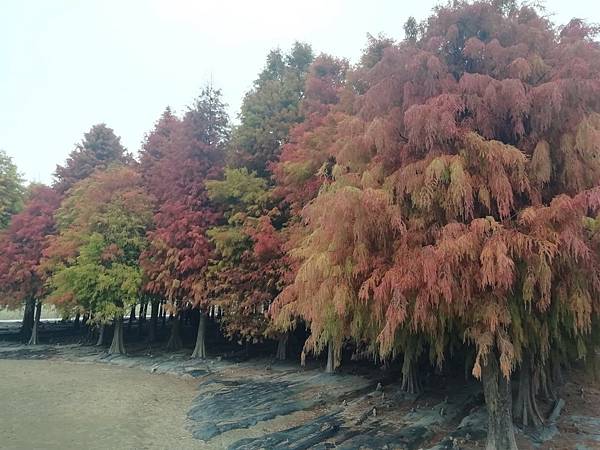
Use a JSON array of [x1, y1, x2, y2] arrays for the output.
[[45, 166, 152, 354], [0, 150, 24, 229], [228, 42, 314, 176], [206, 168, 286, 346]]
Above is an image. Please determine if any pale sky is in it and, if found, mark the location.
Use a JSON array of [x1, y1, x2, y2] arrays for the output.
[[1, 0, 597, 184]]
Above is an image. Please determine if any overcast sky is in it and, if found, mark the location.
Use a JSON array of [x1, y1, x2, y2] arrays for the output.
[[1, 0, 597, 184]]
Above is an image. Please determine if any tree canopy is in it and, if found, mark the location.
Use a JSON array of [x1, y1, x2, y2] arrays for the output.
[[0, 149, 24, 229], [53, 124, 130, 193]]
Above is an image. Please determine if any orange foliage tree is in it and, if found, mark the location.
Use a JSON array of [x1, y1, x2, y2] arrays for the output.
[[271, 2, 600, 447]]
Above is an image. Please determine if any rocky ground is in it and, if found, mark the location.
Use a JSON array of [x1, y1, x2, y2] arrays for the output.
[[0, 321, 599, 449]]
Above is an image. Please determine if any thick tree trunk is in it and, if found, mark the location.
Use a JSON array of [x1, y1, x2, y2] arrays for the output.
[[73, 312, 80, 329], [401, 354, 422, 394], [96, 324, 105, 346], [191, 313, 207, 359], [28, 301, 42, 345], [108, 316, 126, 355], [513, 357, 544, 428], [148, 300, 159, 343], [21, 297, 35, 342], [325, 341, 341, 374], [276, 332, 289, 361], [166, 313, 183, 351], [481, 354, 518, 450]]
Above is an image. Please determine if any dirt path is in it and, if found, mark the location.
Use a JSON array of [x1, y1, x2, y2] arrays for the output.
[[0, 359, 199, 450]]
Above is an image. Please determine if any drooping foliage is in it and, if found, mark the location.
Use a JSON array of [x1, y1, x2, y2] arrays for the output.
[[53, 124, 131, 193], [271, 1, 600, 445], [0, 149, 24, 229]]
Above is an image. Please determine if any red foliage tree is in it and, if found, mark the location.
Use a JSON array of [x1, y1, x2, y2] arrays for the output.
[[0, 185, 60, 343], [139, 86, 229, 355]]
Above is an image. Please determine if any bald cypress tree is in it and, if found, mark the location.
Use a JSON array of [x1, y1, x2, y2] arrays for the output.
[[272, 2, 600, 447], [54, 124, 130, 193]]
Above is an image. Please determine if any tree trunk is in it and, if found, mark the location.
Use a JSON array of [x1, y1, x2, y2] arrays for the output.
[[166, 313, 182, 351], [73, 312, 80, 329], [401, 354, 422, 394], [513, 357, 544, 428], [148, 300, 159, 343], [108, 316, 126, 355], [96, 324, 105, 346], [191, 312, 207, 359], [325, 341, 341, 374], [128, 304, 136, 329], [551, 356, 564, 386], [481, 354, 518, 450], [21, 297, 35, 342], [138, 302, 147, 337], [28, 301, 42, 345], [276, 332, 289, 361]]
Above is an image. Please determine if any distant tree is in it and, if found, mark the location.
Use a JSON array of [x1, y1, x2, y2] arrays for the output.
[[53, 124, 130, 193], [0, 185, 60, 343], [45, 166, 152, 354], [228, 42, 314, 176], [0, 150, 24, 229], [360, 33, 396, 69]]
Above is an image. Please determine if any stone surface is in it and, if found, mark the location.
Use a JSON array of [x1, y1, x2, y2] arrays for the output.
[[1, 330, 600, 449]]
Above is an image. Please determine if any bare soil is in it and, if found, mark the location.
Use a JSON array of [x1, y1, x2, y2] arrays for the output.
[[0, 359, 198, 450]]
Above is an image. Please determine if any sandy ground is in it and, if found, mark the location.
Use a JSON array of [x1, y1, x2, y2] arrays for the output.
[[0, 359, 199, 450]]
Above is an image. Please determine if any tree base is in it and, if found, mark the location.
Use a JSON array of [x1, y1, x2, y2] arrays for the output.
[[276, 333, 289, 361], [191, 313, 207, 359], [96, 324, 105, 346], [108, 317, 126, 355], [401, 356, 422, 394], [513, 358, 544, 428], [325, 341, 341, 374], [28, 302, 42, 346], [21, 298, 35, 343], [166, 315, 183, 351], [482, 354, 518, 450]]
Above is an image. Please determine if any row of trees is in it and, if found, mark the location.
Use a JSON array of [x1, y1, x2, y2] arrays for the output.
[[2, 2, 600, 448]]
